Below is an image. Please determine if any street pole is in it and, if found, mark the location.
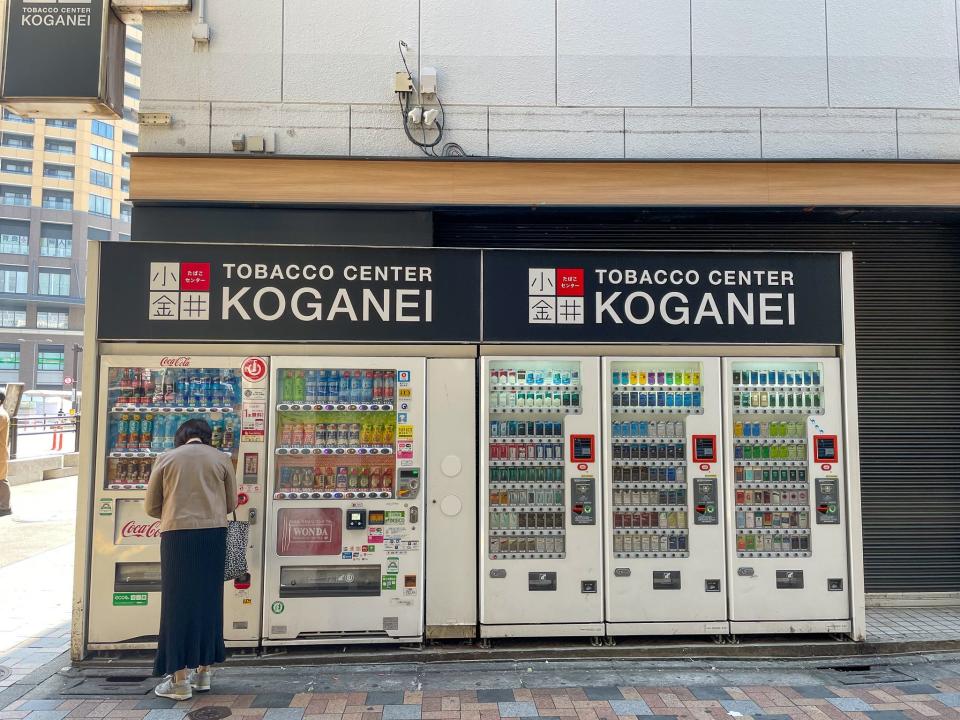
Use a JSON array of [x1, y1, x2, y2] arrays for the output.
[[71, 343, 83, 412]]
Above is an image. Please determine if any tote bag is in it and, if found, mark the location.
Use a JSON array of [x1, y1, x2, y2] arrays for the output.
[[224, 513, 249, 581]]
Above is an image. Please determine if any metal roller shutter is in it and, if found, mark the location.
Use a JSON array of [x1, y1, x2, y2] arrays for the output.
[[435, 213, 960, 593]]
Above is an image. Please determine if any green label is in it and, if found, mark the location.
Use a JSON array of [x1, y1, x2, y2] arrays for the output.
[[384, 511, 405, 524], [381, 575, 397, 591], [112, 593, 147, 606], [98, 499, 113, 516], [387, 557, 400, 575], [271, 601, 285, 614]]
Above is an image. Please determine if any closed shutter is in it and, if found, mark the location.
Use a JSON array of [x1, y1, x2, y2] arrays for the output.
[[436, 213, 960, 593]]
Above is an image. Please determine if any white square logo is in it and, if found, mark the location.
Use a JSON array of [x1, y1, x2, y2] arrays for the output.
[[528, 268, 555, 296], [556, 297, 584, 325], [149, 262, 180, 291], [148, 292, 179, 320], [179, 292, 210, 320], [529, 296, 556, 324]]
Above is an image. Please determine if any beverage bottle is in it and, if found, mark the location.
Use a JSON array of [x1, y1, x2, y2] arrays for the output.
[[339, 370, 351, 403], [317, 369, 329, 404], [334, 466, 348, 490], [211, 421, 223, 449], [118, 368, 131, 401], [292, 423, 304, 447], [327, 370, 340, 404], [372, 371, 384, 403], [140, 414, 154, 450], [350, 370, 363, 403], [362, 370, 374, 403], [358, 466, 370, 490], [383, 371, 396, 402], [294, 371, 306, 403], [370, 467, 382, 490], [305, 370, 317, 403], [128, 414, 141, 450], [336, 422, 349, 448], [314, 423, 326, 447], [203, 370, 214, 406], [382, 468, 394, 493], [349, 423, 361, 447]]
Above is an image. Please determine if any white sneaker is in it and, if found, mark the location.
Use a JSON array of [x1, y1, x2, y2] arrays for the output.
[[188, 669, 212, 692], [154, 676, 192, 701]]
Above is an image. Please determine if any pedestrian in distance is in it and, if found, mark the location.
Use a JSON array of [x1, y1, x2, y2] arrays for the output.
[[0, 391, 10, 518], [145, 418, 238, 700]]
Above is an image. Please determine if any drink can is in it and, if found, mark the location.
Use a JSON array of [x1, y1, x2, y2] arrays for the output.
[[759, 371, 768, 385], [692, 391, 702, 406], [777, 370, 786, 385], [803, 371, 812, 385], [750, 370, 759, 385], [665, 371, 674, 385]]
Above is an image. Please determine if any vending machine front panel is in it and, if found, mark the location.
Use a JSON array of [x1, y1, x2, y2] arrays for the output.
[[480, 357, 604, 637], [263, 357, 425, 644], [87, 355, 268, 649], [602, 357, 728, 635], [724, 358, 850, 628]]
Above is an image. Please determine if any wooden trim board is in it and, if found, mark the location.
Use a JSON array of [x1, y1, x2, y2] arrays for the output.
[[131, 156, 960, 207]]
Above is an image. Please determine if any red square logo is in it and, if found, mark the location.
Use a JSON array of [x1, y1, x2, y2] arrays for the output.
[[556, 268, 584, 296], [179, 262, 210, 291]]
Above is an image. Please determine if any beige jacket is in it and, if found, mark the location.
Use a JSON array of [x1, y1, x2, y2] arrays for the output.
[[145, 440, 238, 532], [0, 407, 9, 479]]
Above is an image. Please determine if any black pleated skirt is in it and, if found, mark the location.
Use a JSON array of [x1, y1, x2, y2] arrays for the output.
[[153, 527, 227, 676]]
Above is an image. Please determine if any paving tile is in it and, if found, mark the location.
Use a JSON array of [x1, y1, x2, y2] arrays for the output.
[[690, 690, 731, 702], [497, 704, 537, 718], [584, 690, 623, 702], [720, 701, 762, 715], [263, 712, 305, 720], [897, 689, 942, 698], [18, 705, 63, 712], [754, 716, 793, 720], [828, 699, 873, 712], [132, 702, 177, 712], [865, 713, 910, 720], [24, 713, 69, 720], [932, 696, 960, 709], [141, 712, 185, 720], [608, 702, 652, 717], [252, 697, 297, 710], [383, 707, 422, 720], [479, 695, 516, 705], [368, 697, 406, 710]]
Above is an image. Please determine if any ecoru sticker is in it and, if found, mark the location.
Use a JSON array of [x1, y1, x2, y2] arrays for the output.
[[271, 601, 285, 614], [113, 593, 147, 606], [382, 575, 397, 591]]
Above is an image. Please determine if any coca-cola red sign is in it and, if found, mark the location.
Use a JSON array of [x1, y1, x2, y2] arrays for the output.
[[277, 508, 342, 556], [121, 520, 161, 538], [160, 356, 191, 367]]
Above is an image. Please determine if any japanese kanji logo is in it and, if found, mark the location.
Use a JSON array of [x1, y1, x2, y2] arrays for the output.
[[149, 262, 211, 321], [528, 268, 584, 325]]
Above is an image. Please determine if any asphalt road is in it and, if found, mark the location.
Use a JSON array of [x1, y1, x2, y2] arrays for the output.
[[0, 475, 77, 568]]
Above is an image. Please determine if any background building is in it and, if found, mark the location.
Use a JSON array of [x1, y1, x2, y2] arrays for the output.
[[0, 25, 140, 399]]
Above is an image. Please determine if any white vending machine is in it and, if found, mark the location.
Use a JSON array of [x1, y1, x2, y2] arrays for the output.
[[480, 356, 604, 638], [603, 357, 728, 637], [87, 354, 269, 649], [262, 357, 425, 645], [723, 357, 851, 635]]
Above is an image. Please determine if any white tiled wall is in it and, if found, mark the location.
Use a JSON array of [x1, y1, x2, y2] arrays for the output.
[[141, 1, 960, 159]]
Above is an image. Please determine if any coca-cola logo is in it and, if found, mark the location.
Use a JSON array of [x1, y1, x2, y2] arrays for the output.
[[160, 356, 192, 367], [121, 520, 161, 538]]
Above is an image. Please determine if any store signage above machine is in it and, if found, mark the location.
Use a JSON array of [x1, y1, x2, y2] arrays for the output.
[[484, 250, 842, 344], [97, 243, 841, 344]]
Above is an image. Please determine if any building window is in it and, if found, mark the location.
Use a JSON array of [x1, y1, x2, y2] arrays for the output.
[[126, 36, 142, 54], [1, 159, 31, 175], [44, 138, 75, 154], [120, 178, 130, 193], [42, 190, 73, 211], [1, 185, 31, 207], [39, 224, 72, 258], [120, 203, 132, 223], [123, 107, 138, 124], [89, 169, 113, 189], [0, 233, 28, 255], [0, 266, 28, 294], [87, 227, 110, 241], [119, 233, 131, 242], [37, 308, 69, 330], [2, 110, 32, 124], [0, 344, 21, 383], [121, 154, 131, 170], [46, 119, 76, 129], [122, 131, 138, 147], [43, 164, 73, 180], [38, 269, 70, 296], [89, 194, 111, 217], [37, 344, 65, 385], [0, 306, 25, 328], [125, 60, 141, 78], [90, 144, 113, 164], [124, 84, 140, 101], [91, 120, 114, 140], [2, 133, 33, 150]]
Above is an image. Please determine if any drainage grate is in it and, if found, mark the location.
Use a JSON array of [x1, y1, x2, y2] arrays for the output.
[[820, 665, 917, 685], [0, 666, 9, 682], [187, 707, 232, 720], [60, 674, 157, 696]]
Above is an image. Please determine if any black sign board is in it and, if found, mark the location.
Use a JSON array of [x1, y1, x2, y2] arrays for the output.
[[483, 250, 842, 344], [2, 0, 123, 118], [96, 242, 482, 343]]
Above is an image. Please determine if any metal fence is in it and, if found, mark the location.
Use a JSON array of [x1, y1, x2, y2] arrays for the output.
[[10, 414, 80, 459]]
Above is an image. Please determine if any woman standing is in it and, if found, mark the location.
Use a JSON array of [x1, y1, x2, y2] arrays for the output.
[[145, 418, 238, 700]]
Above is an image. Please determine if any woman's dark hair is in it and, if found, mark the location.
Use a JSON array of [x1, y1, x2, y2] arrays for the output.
[[174, 418, 213, 447]]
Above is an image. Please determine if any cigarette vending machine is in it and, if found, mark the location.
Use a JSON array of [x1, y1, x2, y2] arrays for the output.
[[480, 357, 604, 638], [262, 357, 425, 644], [603, 357, 728, 637], [87, 355, 268, 648], [723, 358, 851, 634]]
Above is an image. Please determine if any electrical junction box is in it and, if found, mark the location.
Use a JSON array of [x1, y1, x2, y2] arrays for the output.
[[420, 67, 438, 95], [394, 72, 414, 93]]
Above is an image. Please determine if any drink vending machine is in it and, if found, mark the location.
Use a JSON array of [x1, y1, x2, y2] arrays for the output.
[[87, 355, 268, 648], [603, 357, 728, 637], [262, 358, 425, 644], [480, 357, 604, 638], [723, 358, 851, 634]]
